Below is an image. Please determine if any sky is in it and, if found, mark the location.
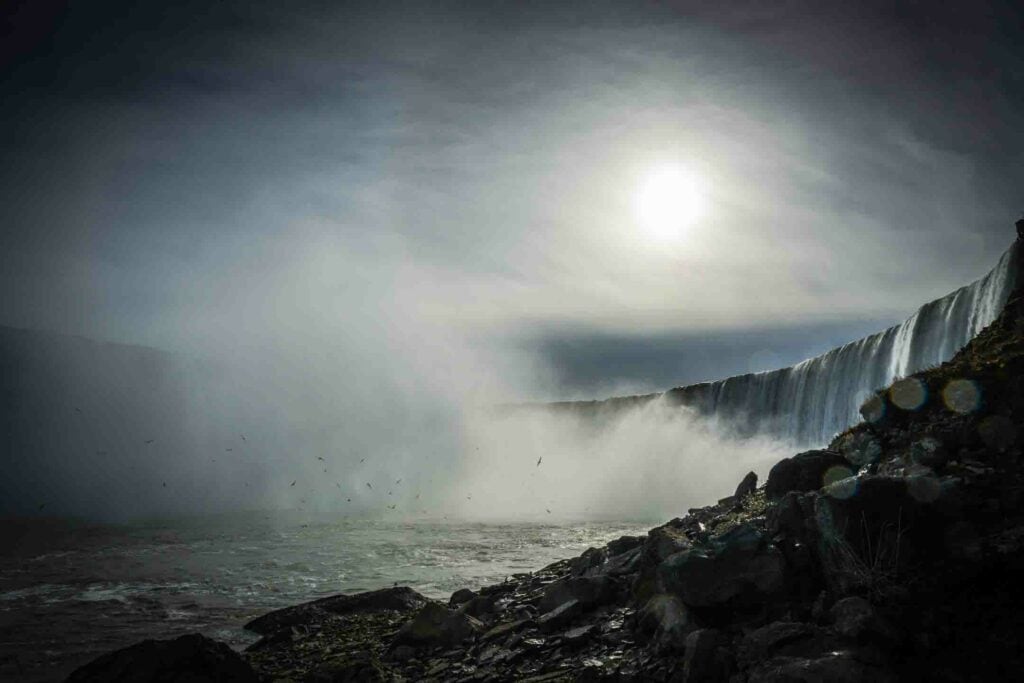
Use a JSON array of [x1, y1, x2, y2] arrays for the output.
[[1, 1, 1023, 520], [2, 0, 1023, 395]]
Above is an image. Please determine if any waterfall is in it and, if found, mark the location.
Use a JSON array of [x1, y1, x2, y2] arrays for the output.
[[664, 242, 1021, 447]]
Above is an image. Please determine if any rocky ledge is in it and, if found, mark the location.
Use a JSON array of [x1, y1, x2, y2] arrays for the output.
[[68, 286, 1024, 681]]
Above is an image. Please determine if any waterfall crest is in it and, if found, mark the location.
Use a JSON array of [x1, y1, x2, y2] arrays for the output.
[[664, 242, 1021, 446]]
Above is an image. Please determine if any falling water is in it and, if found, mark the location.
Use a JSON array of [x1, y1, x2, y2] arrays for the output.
[[663, 242, 1021, 446]]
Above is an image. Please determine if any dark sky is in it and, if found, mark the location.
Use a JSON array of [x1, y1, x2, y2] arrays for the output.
[[2, 0, 1023, 398]]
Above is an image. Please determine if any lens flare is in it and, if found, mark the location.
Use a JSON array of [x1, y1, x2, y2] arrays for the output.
[[890, 377, 927, 411], [942, 378, 981, 414]]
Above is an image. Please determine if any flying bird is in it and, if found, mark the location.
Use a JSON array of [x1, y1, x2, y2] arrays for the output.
[[162, 482, 167, 488], [290, 480, 296, 487], [323, 468, 327, 473], [537, 457, 542, 467], [546, 509, 551, 514], [395, 479, 401, 484], [240, 434, 246, 441], [144, 439, 154, 444], [366, 482, 372, 489], [336, 483, 341, 488], [317, 456, 324, 461], [346, 498, 351, 502], [225, 448, 233, 452], [74, 407, 81, 413], [359, 458, 365, 463], [387, 504, 396, 510], [387, 490, 392, 496]]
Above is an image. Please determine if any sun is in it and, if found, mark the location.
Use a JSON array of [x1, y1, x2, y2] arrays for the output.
[[636, 164, 707, 241]]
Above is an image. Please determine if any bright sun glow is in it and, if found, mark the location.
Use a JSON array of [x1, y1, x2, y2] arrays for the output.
[[636, 164, 707, 241]]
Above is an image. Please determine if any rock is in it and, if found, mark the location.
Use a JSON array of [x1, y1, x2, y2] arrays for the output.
[[66, 633, 257, 682], [659, 524, 786, 610], [736, 621, 819, 667], [449, 588, 477, 607], [829, 597, 901, 647], [607, 535, 645, 555], [570, 547, 608, 576], [537, 576, 614, 614], [835, 431, 883, 468], [644, 525, 693, 564], [735, 471, 758, 499], [392, 602, 484, 648], [682, 628, 731, 682], [747, 651, 898, 683], [909, 437, 949, 469], [481, 618, 533, 642], [562, 623, 596, 643], [310, 651, 387, 682], [766, 450, 850, 500], [457, 594, 495, 619], [245, 586, 428, 634], [636, 593, 694, 653], [536, 599, 583, 632]]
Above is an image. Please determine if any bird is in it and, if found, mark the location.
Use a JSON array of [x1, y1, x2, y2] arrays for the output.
[[346, 498, 351, 502], [537, 457, 542, 467], [415, 494, 420, 500], [240, 434, 246, 441], [546, 508, 551, 514], [335, 483, 341, 488], [225, 448, 233, 452], [395, 478, 401, 484], [317, 456, 324, 461], [387, 490, 392, 496], [366, 482, 372, 489], [162, 482, 167, 488], [144, 439, 154, 444], [74, 407, 81, 413], [38, 503, 45, 511], [359, 458, 365, 463], [323, 468, 327, 473], [466, 494, 472, 500], [290, 480, 296, 487], [387, 504, 396, 510]]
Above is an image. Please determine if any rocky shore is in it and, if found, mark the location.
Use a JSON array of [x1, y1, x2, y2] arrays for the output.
[[67, 275, 1024, 681]]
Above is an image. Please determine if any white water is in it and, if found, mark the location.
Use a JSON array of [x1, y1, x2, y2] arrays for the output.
[[666, 242, 1020, 446]]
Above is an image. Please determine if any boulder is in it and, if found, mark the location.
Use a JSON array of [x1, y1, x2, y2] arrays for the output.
[[835, 431, 882, 468], [659, 524, 785, 610], [449, 588, 477, 607], [310, 651, 387, 682], [535, 599, 583, 632], [392, 602, 484, 648], [456, 594, 495, 619], [682, 628, 732, 682], [607, 535, 645, 555], [66, 633, 257, 683], [636, 593, 694, 653], [735, 471, 758, 499], [766, 450, 850, 500], [736, 621, 820, 667], [829, 597, 901, 647], [537, 576, 614, 614], [245, 586, 428, 634]]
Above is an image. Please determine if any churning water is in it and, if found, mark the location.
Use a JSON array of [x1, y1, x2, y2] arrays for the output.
[[0, 515, 653, 681]]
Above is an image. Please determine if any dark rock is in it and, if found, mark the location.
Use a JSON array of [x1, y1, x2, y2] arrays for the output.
[[607, 535, 646, 555], [310, 651, 387, 682], [245, 586, 428, 634], [66, 633, 257, 683], [481, 618, 533, 642], [536, 599, 583, 632], [829, 597, 901, 647], [449, 588, 477, 607], [735, 471, 758, 499], [747, 651, 898, 683], [457, 594, 496, 619], [736, 621, 819, 667], [659, 524, 785, 610], [766, 450, 850, 500], [537, 576, 614, 613], [392, 602, 484, 648], [681, 629, 730, 682], [636, 593, 694, 653], [835, 431, 883, 468], [561, 623, 596, 643], [570, 547, 608, 576]]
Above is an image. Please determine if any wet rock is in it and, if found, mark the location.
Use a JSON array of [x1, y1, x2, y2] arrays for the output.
[[66, 633, 257, 683], [829, 597, 901, 647], [246, 586, 428, 634], [450, 588, 477, 607], [835, 430, 883, 468], [607, 535, 646, 555], [536, 599, 583, 632], [392, 602, 485, 648], [766, 450, 850, 500], [909, 437, 950, 469], [735, 471, 758, 499], [562, 623, 596, 643], [636, 593, 694, 653], [747, 650, 898, 683], [457, 594, 496, 619], [570, 547, 608, 576], [633, 526, 692, 604], [537, 576, 614, 614], [659, 524, 785, 610]]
